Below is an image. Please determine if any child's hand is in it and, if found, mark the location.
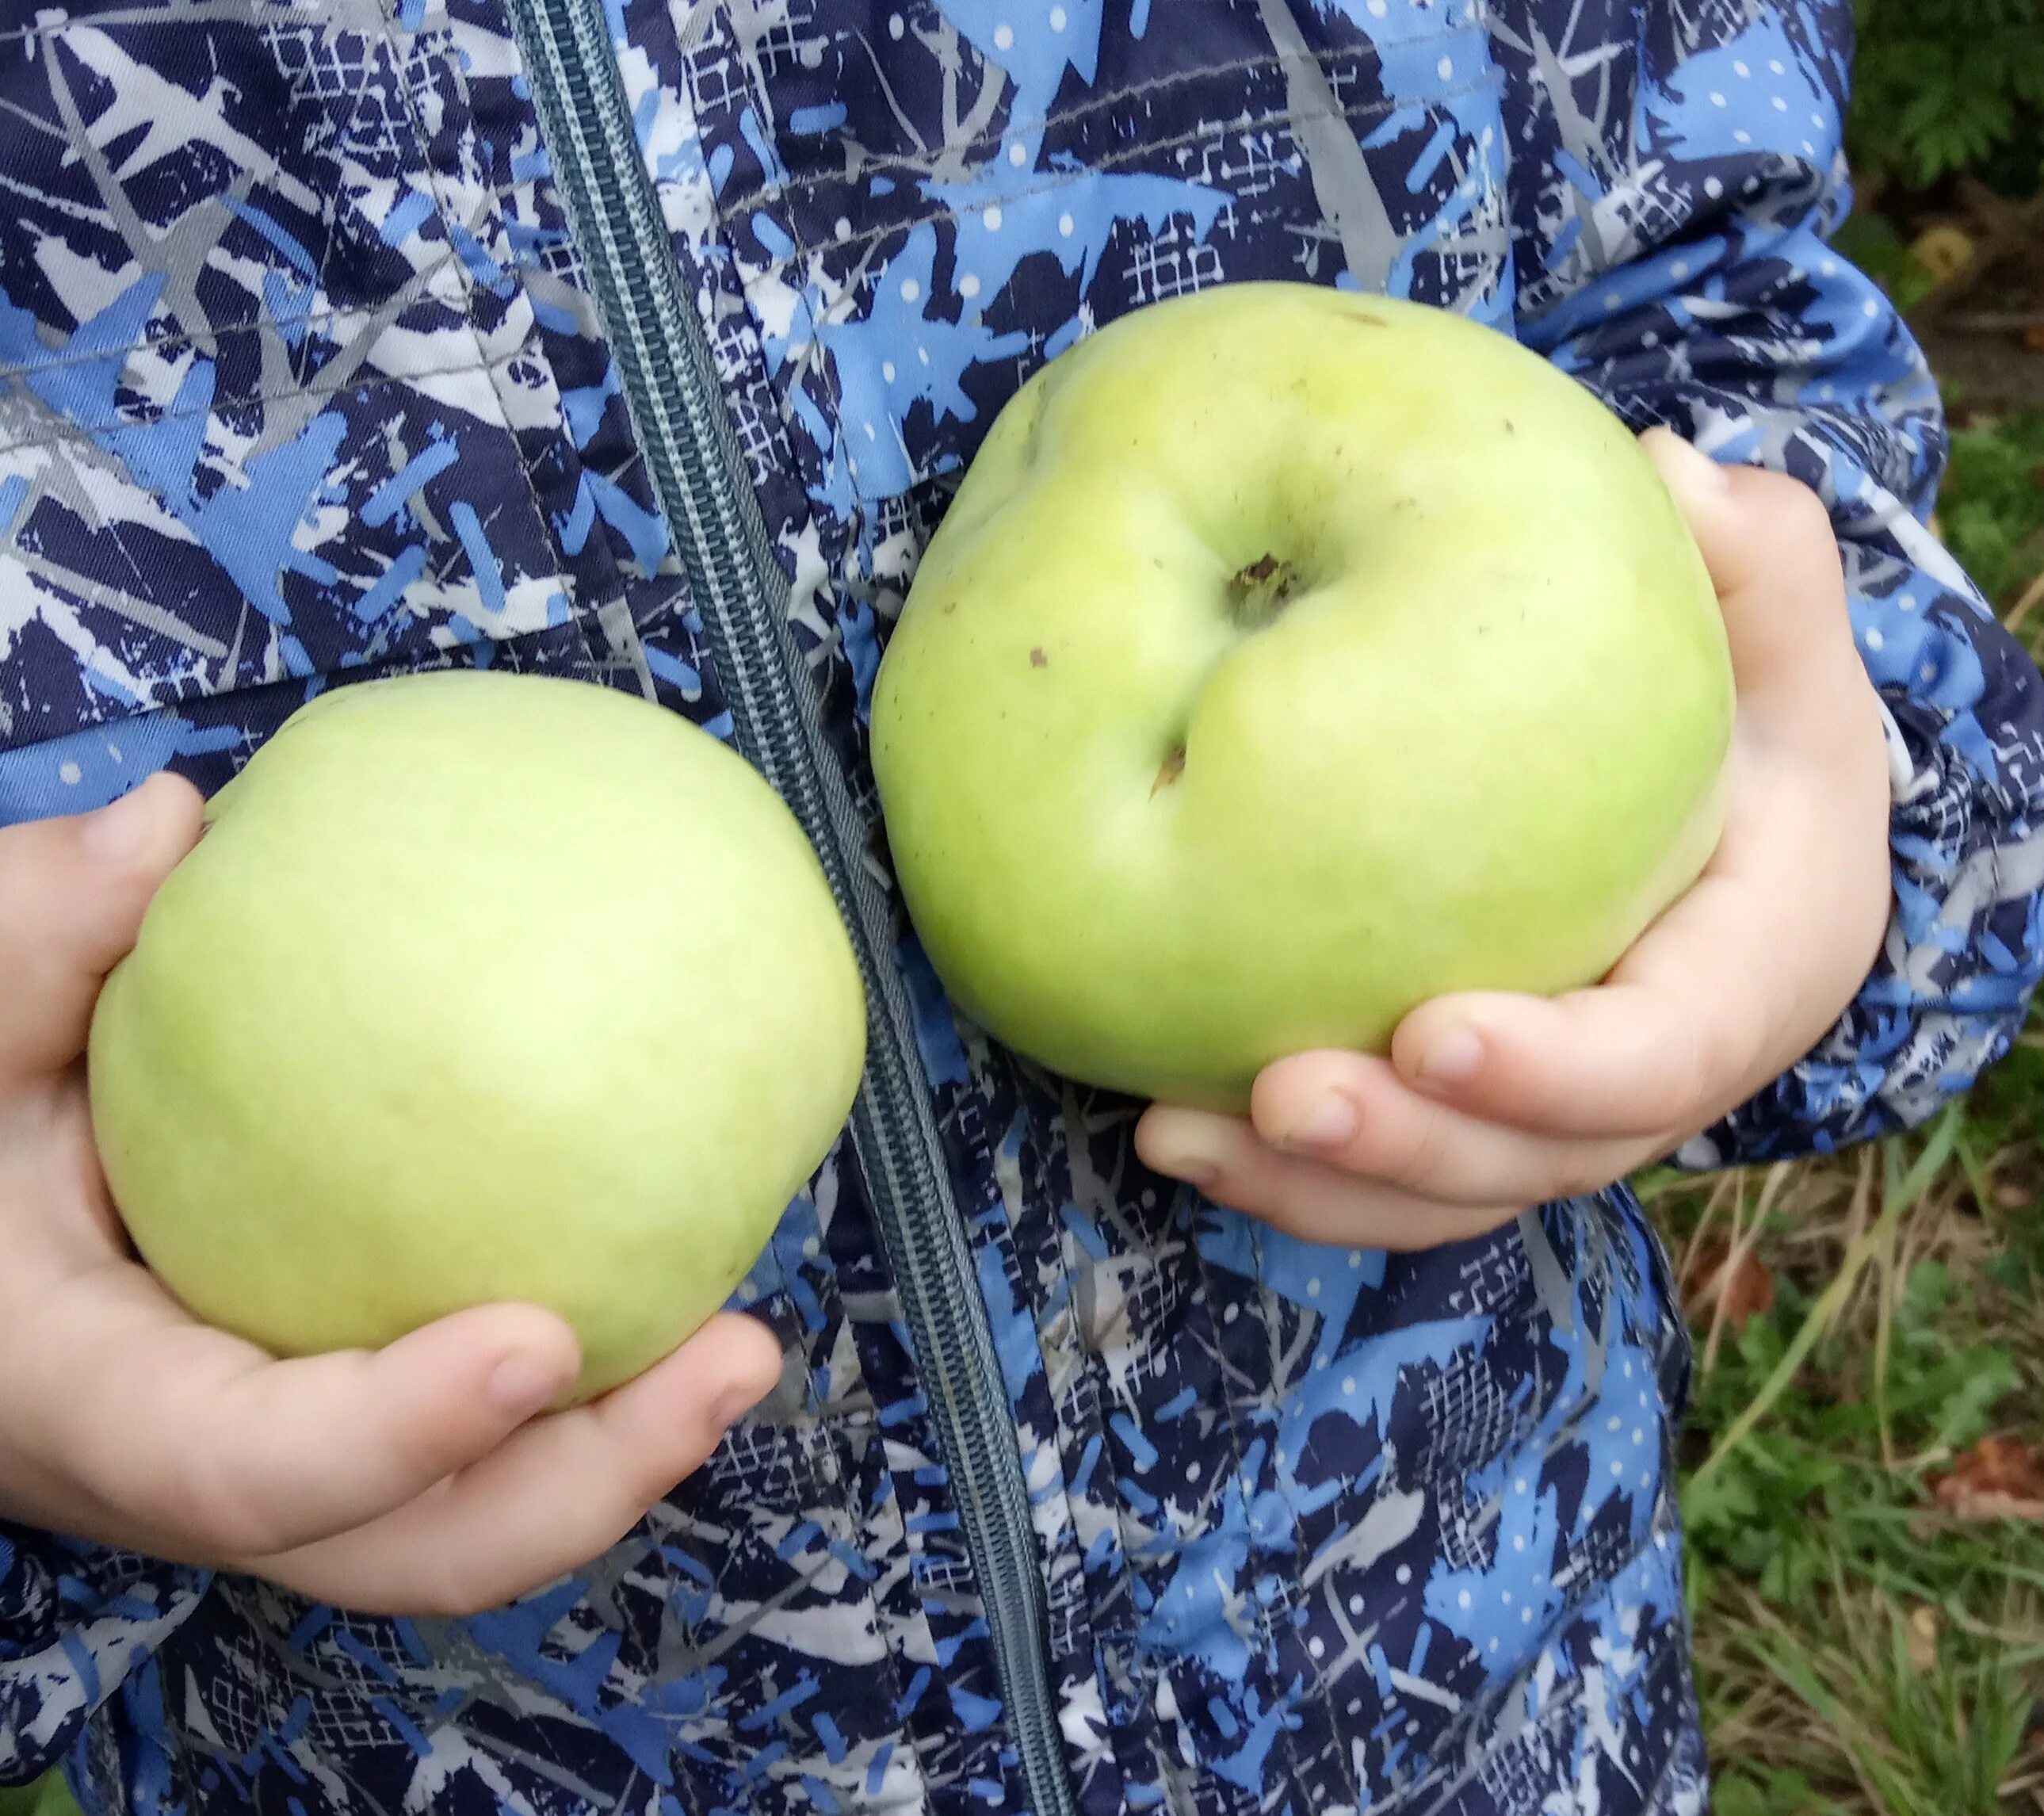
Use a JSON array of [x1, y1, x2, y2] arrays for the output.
[[1136, 430, 1894, 1248], [0, 778, 782, 1615]]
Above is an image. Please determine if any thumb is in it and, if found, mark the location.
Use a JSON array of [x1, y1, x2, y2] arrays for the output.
[[0, 774, 206, 1084], [1637, 427, 1859, 714]]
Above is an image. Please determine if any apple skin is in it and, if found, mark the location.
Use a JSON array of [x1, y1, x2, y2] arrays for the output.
[[870, 284, 1735, 1113], [89, 672, 865, 1403]]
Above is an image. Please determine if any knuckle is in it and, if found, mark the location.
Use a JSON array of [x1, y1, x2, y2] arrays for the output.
[[1549, 1151, 1627, 1203], [624, 1454, 699, 1528], [1379, 1108, 1450, 1195], [1705, 1007, 1773, 1112], [1225, 1126, 1380, 1237], [415, 1558, 497, 1619], [1182, 1139, 1270, 1218], [1236, 1187, 1323, 1242], [1743, 467, 1831, 539], [1251, 1168, 1381, 1248], [1775, 473, 1833, 539], [1662, 1019, 1729, 1127], [377, 1413, 469, 1496], [167, 1455, 295, 1560]]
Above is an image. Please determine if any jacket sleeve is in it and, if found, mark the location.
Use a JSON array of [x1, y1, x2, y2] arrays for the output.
[[1495, 1, 2044, 1166], [0, 1526, 208, 1784]]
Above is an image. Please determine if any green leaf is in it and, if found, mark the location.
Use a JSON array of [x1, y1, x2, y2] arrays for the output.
[[1928, 1347, 2018, 1449]]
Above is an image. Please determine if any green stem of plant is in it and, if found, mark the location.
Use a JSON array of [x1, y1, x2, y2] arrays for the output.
[[1686, 1111, 1962, 1494]]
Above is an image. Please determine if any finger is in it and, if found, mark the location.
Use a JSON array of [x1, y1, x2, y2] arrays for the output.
[[0, 1065, 157, 1275], [1385, 861, 1767, 1139], [17, 1279, 583, 1559], [250, 1312, 785, 1616], [1387, 981, 1736, 1141], [1639, 430, 1873, 740], [0, 774, 204, 1083], [1242, 1052, 1655, 1199], [1137, 1099, 1559, 1248]]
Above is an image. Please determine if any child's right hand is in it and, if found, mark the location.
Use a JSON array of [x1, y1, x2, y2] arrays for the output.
[[0, 775, 783, 1616]]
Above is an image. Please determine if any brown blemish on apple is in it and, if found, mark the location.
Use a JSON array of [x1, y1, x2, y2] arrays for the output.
[[1030, 646, 1048, 667], [1152, 744, 1186, 795]]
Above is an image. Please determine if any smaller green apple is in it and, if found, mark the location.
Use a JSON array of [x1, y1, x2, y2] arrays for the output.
[[871, 283, 1735, 1111], [89, 671, 866, 1402]]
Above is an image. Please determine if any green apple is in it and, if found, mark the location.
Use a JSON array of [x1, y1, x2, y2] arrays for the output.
[[89, 671, 865, 1402], [871, 283, 1734, 1112]]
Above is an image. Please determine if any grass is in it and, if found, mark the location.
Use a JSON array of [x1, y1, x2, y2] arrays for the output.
[[0, 1780, 79, 1816], [1646, 1120, 2044, 1810]]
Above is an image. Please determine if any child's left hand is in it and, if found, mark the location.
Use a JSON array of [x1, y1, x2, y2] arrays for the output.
[[1135, 430, 1895, 1248]]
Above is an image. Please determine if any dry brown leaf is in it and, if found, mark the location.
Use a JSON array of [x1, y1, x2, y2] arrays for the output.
[[1681, 1236, 1776, 1332], [1912, 224, 1975, 282], [1905, 1604, 1940, 1670], [2025, 322, 2044, 354], [1927, 1437, 2044, 1521]]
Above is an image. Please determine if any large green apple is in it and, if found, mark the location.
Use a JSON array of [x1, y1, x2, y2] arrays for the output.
[[871, 283, 1734, 1112], [89, 672, 865, 1402]]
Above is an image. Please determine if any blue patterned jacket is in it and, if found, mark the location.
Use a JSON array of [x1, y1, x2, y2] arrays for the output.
[[2, 2, 2039, 1814]]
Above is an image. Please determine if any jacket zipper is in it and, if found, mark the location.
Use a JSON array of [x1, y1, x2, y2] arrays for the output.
[[499, 4, 1077, 1812]]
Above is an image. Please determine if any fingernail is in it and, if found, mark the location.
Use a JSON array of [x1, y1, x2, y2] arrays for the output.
[[1144, 1125, 1224, 1187], [1277, 1092, 1357, 1153], [1416, 1027, 1484, 1087], [81, 778, 163, 863], [487, 1352, 564, 1418]]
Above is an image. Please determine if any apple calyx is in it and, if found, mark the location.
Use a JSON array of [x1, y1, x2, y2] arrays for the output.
[[1228, 553, 1302, 626]]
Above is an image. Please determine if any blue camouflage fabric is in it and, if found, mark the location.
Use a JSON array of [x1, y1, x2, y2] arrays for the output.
[[2, 2, 2039, 1814]]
